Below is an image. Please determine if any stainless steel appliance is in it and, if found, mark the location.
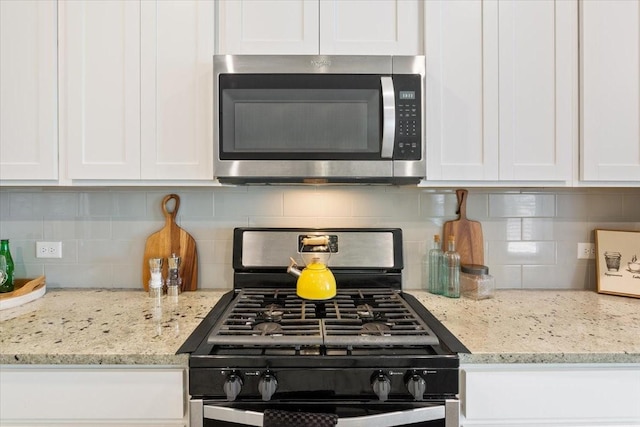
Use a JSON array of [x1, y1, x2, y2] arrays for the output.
[[214, 56, 425, 184], [178, 228, 468, 426]]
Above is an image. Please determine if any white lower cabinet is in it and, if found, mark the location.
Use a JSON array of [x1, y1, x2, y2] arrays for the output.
[[0, 366, 187, 426], [461, 363, 640, 426]]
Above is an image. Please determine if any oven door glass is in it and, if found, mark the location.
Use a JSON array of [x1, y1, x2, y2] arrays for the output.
[[199, 401, 456, 427], [219, 74, 385, 160]]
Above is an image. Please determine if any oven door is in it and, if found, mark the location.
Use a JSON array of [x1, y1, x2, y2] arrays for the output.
[[190, 399, 460, 427]]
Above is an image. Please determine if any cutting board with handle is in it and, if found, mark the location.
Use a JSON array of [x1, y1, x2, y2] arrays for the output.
[[442, 189, 484, 266], [142, 194, 198, 292]]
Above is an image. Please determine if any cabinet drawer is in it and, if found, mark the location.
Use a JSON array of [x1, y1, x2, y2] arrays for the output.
[[462, 364, 640, 423], [0, 367, 185, 421]]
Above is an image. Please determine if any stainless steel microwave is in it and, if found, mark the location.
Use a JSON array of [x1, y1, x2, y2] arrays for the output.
[[214, 55, 425, 184]]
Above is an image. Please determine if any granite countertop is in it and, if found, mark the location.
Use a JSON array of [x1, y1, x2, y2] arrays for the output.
[[0, 289, 226, 365], [411, 290, 640, 364], [1, 289, 639, 365]]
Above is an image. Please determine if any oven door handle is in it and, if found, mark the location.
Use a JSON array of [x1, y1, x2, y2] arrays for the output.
[[380, 76, 395, 159], [202, 402, 456, 427]]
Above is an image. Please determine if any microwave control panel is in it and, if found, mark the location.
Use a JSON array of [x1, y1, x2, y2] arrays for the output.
[[393, 75, 422, 160]]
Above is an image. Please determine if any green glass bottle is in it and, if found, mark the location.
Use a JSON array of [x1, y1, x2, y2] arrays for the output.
[[0, 239, 15, 293]]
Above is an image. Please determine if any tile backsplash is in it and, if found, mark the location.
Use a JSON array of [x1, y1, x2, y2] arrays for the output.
[[0, 186, 638, 290]]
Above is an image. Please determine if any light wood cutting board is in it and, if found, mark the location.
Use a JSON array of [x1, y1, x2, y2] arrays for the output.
[[142, 194, 198, 292], [442, 189, 484, 266]]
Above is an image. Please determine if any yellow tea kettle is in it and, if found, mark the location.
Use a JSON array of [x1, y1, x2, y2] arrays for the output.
[[287, 235, 336, 300]]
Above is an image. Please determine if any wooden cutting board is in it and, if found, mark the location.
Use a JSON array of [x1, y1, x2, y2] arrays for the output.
[[442, 189, 484, 266], [142, 194, 198, 292]]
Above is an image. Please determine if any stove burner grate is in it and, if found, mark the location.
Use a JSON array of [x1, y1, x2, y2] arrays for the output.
[[207, 288, 439, 347]]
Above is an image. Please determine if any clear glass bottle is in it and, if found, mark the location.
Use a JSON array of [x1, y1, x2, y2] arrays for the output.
[[148, 257, 163, 301], [0, 239, 15, 293], [441, 235, 460, 298], [427, 234, 443, 294]]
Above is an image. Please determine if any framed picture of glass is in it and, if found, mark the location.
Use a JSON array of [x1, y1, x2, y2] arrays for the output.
[[595, 229, 640, 298]]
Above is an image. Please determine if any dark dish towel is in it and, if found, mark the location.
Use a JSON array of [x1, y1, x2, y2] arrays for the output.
[[263, 409, 338, 427]]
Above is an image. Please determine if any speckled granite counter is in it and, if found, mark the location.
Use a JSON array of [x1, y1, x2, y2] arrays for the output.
[[1, 289, 639, 365], [0, 289, 226, 365], [410, 290, 640, 364]]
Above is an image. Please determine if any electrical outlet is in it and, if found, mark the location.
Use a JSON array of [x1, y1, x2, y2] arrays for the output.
[[36, 241, 62, 259], [577, 242, 596, 260]]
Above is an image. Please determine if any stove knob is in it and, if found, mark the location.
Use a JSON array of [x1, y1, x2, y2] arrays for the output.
[[405, 373, 426, 401], [258, 371, 278, 401], [371, 371, 391, 402], [223, 373, 243, 401]]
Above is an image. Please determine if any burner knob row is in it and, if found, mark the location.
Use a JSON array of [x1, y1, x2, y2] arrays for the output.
[[371, 370, 428, 401]]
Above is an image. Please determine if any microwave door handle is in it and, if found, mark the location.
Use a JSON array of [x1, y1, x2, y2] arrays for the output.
[[380, 76, 395, 159]]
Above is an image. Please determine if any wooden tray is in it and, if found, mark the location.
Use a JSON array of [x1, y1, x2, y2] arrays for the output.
[[0, 276, 46, 310]]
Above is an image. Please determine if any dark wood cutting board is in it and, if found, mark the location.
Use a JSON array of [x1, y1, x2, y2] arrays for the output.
[[142, 194, 198, 292], [442, 189, 484, 266]]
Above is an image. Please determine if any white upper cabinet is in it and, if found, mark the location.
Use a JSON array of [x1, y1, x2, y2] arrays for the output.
[[0, 0, 58, 181], [580, 0, 640, 182], [218, 0, 319, 54], [61, 0, 214, 181], [60, 0, 141, 180], [140, 0, 214, 180], [319, 0, 422, 55], [218, 0, 423, 55], [426, 0, 577, 184]]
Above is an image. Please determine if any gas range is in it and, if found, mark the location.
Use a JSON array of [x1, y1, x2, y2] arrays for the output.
[[178, 228, 468, 427]]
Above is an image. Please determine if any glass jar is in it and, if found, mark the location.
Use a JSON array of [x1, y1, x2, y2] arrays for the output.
[[460, 264, 495, 300]]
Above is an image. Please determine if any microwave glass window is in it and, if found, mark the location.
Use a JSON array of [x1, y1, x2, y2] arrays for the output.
[[221, 87, 381, 160]]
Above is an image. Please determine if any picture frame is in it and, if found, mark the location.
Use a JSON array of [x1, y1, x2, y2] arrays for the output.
[[595, 229, 640, 298]]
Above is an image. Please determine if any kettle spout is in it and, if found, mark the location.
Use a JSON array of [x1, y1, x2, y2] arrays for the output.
[[287, 257, 302, 278]]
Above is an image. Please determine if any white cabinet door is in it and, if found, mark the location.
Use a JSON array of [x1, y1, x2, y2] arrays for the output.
[[581, 0, 640, 182], [426, 0, 577, 184], [426, 0, 498, 181], [60, 0, 141, 180], [141, 0, 214, 180], [218, 0, 422, 55], [0, 366, 186, 425], [218, 0, 319, 54], [0, 0, 58, 181], [497, 0, 576, 181], [319, 0, 422, 55], [62, 0, 214, 181], [461, 363, 640, 426]]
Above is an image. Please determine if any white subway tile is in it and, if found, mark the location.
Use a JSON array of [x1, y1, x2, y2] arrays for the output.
[[42, 192, 78, 218], [523, 265, 590, 289], [488, 241, 556, 265], [78, 192, 113, 217], [489, 194, 555, 218], [112, 192, 147, 217]]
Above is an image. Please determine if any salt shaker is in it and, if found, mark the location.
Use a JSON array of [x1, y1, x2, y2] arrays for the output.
[[148, 257, 164, 300], [166, 254, 182, 299]]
